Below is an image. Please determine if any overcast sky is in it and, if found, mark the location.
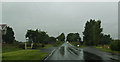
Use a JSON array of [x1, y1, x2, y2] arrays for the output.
[[2, 2, 118, 42]]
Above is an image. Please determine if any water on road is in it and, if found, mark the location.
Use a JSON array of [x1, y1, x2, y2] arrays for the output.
[[44, 42, 119, 62]]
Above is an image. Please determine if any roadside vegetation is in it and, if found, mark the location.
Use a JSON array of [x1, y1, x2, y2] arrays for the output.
[[2, 44, 22, 53], [2, 50, 48, 60], [110, 40, 120, 51], [2, 27, 65, 61], [2, 43, 51, 61], [82, 19, 120, 54], [95, 40, 120, 54], [95, 46, 120, 54], [1, 19, 119, 61]]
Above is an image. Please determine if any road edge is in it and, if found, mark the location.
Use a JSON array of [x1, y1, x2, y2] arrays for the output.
[[41, 49, 56, 61]]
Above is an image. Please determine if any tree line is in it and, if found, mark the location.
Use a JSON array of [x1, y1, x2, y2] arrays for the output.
[[2, 19, 119, 51], [66, 33, 81, 42], [25, 30, 82, 44], [25, 29, 56, 44], [1, 19, 114, 46], [2, 27, 82, 44]]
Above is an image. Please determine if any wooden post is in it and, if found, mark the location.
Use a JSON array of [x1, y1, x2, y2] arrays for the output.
[[31, 43, 33, 49]]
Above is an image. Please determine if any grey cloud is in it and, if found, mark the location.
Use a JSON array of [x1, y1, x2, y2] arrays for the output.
[[2, 2, 118, 41]]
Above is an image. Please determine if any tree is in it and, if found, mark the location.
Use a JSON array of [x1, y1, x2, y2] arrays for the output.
[[25, 29, 49, 44], [25, 29, 36, 43], [100, 33, 112, 44], [83, 19, 103, 46], [2, 26, 15, 44], [57, 33, 65, 41], [48, 37, 56, 44], [93, 20, 103, 45], [66, 33, 81, 42]]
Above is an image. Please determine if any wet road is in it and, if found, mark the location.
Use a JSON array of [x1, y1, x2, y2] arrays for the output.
[[44, 42, 120, 62]]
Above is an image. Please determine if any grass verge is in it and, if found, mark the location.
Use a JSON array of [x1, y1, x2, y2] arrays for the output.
[[2, 44, 22, 53], [42, 44, 52, 49], [95, 46, 120, 54], [2, 49, 48, 60]]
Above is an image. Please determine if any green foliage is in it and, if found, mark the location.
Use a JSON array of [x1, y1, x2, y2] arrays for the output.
[[57, 33, 65, 41], [32, 43, 41, 49], [44, 36, 56, 44], [42, 44, 52, 49], [52, 40, 63, 47], [66, 33, 81, 42], [18, 43, 45, 49], [83, 19, 103, 46], [83, 19, 112, 46], [18, 43, 25, 49], [100, 34, 112, 44], [110, 40, 120, 51], [2, 26, 15, 44], [25, 29, 50, 44]]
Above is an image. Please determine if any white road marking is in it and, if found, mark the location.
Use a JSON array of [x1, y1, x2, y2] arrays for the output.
[[45, 49, 56, 60]]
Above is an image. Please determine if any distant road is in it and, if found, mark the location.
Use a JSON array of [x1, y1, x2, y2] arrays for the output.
[[44, 42, 120, 62]]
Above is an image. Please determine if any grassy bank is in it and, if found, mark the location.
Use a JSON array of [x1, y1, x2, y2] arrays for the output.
[[3, 43, 53, 52], [2, 50, 48, 60], [2, 43, 53, 61], [2, 41, 64, 61], [2, 44, 22, 53], [95, 46, 120, 54]]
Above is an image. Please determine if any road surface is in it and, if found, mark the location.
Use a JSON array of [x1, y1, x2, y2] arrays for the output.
[[44, 42, 120, 62]]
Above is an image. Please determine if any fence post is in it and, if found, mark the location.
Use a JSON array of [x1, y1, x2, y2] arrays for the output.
[[31, 43, 33, 49], [25, 43, 27, 50]]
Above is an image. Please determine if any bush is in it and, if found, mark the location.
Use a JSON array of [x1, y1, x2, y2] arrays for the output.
[[52, 43, 58, 47], [18, 43, 44, 49], [41, 44, 45, 47], [110, 40, 120, 51], [18, 43, 25, 49], [32, 43, 39, 49], [52, 41, 63, 47]]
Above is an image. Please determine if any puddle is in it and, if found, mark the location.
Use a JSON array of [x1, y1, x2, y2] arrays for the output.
[[83, 51, 103, 62]]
